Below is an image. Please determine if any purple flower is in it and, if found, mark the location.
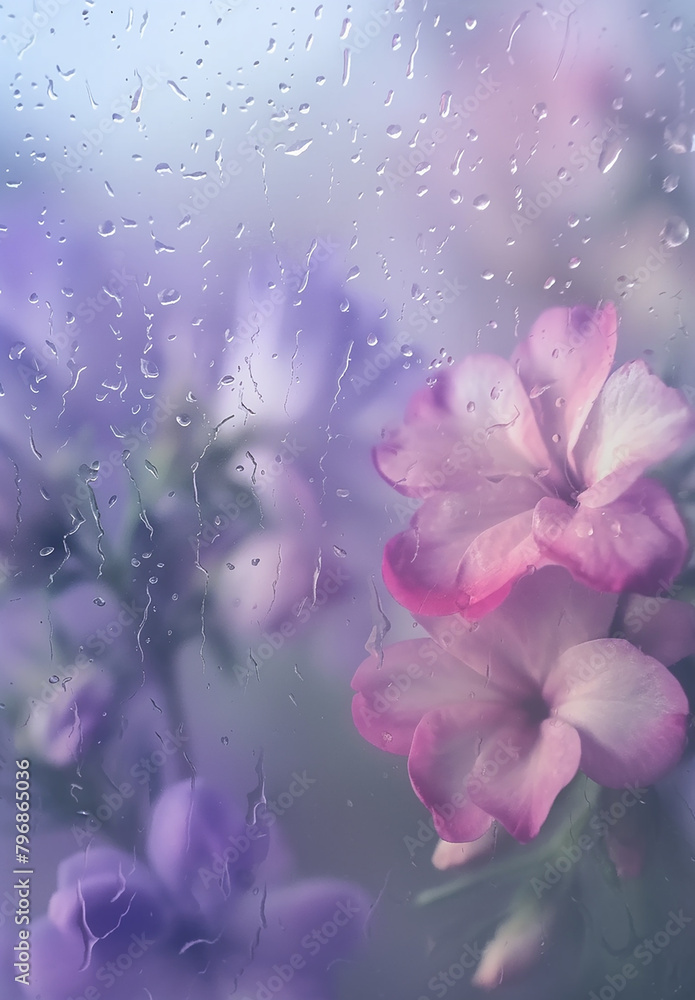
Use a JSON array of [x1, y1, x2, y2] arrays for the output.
[[31, 779, 369, 1000]]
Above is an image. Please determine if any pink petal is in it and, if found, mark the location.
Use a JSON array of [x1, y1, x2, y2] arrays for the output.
[[546, 639, 689, 787], [374, 355, 553, 497], [472, 906, 553, 991], [533, 479, 689, 593], [407, 702, 507, 842], [383, 477, 545, 616], [419, 566, 617, 690], [616, 593, 695, 665], [575, 360, 695, 507], [351, 639, 489, 755], [468, 716, 581, 842], [431, 827, 498, 870], [510, 303, 617, 477]]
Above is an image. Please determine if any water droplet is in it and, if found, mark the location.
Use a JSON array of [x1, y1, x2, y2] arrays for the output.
[[386, 124, 402, 138], [671, 16, 683, 31], [158, 289, 181, 306], [569, 256, 581, 269], [98, 220, 116, 237], [598, 137, 622, 173], [381, 732, 393, 743], [551, 433, 561, 444], [450, 190, 462, 204], [660, 216, 689, 248], [176, 414, 191, 427], [336, 488, 350, 498], [221, 736, 229, 745], [555, 397, 566, 408], [367, 333, 378, 346], [466, 401, 475, 413], [439, 91, 452, 118], [532, 102, 548, 121], [333, 545, 347, 558], [543, 277, 556, 290], [473, 194, 490, 210], [40, 546, 55, 556], [663, 174, 679, 193], [140, 358, 160, 378], [568, 213, 579, 228], [284, 138, 313, 156], [664, 119, 694, 154], [465, 17, 477, 29], [481, 270, 494, 280], [93, 597, 106, 606], [49, 675, 60, 684]]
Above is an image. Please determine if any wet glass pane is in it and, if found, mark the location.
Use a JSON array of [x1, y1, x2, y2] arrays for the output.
[[1, 2, 695, 999]]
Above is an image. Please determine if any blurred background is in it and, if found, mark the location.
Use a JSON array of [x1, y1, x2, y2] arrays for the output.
[[1, 1, 695, 998]]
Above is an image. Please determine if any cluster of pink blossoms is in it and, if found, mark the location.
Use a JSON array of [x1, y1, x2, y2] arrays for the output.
[[352, 304, 695, 856]]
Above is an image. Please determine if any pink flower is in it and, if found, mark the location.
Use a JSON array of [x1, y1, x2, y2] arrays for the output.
[[376, 304, 694, 617], [472, 902, 553, 991], [352, 569, 689, 843]]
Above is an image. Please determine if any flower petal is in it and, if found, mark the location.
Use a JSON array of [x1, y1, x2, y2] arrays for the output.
[[374, 355, 552, 497], [419, 566, 617, 689], [510, 304, 617, 475], [431, 827, 498, 870], [576, 360, 695, 507], [351, 639, 489, 755], [547, 639, 689, 786], [468, 716, 581, 842], [407, 702, 506, 842], [616, 593, 695, 665], [383, 477, 545, 616], [533, 479, 689, 593]]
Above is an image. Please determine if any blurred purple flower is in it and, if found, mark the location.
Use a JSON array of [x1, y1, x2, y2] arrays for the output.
[[30, 779, 370, 1000]]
